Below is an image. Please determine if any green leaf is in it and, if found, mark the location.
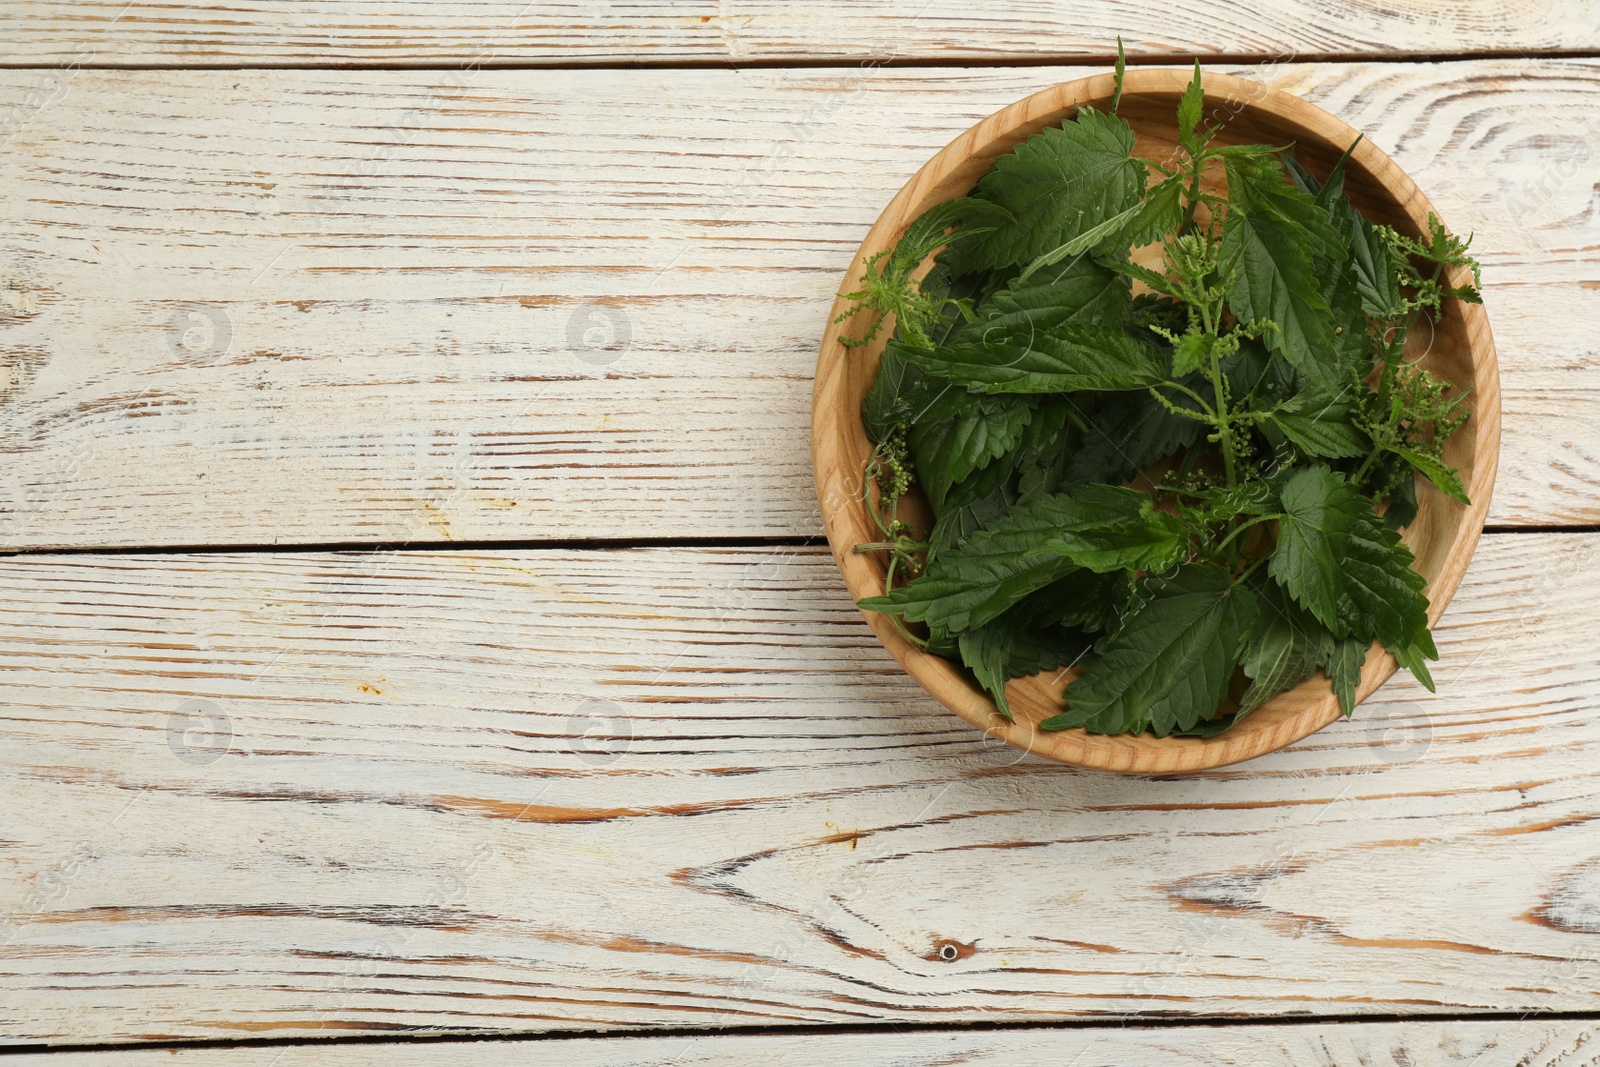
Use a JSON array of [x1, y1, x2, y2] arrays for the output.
[[1313, 139, 1360, 217], [1269, 466, 1434, 660], [959, 605, 1091, 721], [1028, 483, 1189, 573], [1124, 174, 1186, 247], [978, 254, 1131, 331], [893, 198, 984, 275], [1383, 468, 1419, 531], [1111, 37, 1126, 117], [1045, 564, 1259, 736], [1321, 256, 1371, 373], [1346, 212, 1404, 320], [1177, 61, 1204, 149], [1200, 478, 1279, 524], [1280, 151, 1322, 199], [906, 395, 1033, 512], [861, 349, 918, 442], [1222, 197, 1340, 389], [1325, 637, 1367, 716], [1171, 332, 1214, 377], [1103, 254, 1180, 298], [1386, 445, 1470, 505], [1015, 205, 1139, 282], [904, 324, 1167, 394], [1392, 640, 1436, 693], [1016, 174, 1185, 281], [1006, 397, 1078, 501], [935, 394, 1078, 515], [1226, 153, 1345, 261], [1272, 387, 1371, 459], [859, 530, 1075, 635], [959, 623, 1020, 720], [1064, 389, 1204, 488], [926, 484, 1010, 562], [1030, 567, 1129, 632], [1237, 585, 1335, 715], [858, 483, 1186, 633], [942, 108, 1148, 274]]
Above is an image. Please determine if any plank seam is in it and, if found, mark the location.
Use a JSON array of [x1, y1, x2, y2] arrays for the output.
[[0, 49, 1597, 72], [4, 1010, 1600, 1057], [0, 527, 1579, 560], [0, 535, 829, 558]]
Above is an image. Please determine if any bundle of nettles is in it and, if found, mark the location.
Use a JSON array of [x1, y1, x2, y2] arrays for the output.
[[841, 57, 1481, 738]]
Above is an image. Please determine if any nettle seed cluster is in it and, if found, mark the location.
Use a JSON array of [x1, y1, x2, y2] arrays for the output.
[[840, 56, 1481, 738]]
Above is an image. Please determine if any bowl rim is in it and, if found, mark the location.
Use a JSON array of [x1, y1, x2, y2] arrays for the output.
[[810, 68, 1501, 774]]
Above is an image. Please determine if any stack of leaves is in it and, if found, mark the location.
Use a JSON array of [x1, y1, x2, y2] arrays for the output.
[[841, 55, 1481, 738]]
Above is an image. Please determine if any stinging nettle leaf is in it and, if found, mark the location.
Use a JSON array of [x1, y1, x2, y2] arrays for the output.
[[959, 602, 1091, 721], [1383, 468, 1420, 531], [1177, 61, 1205, 149], [906, 394, 1033, 513], [1325, 637, 1368, 716], [1386, 445, 1471, 505], [857, 523, 1075, 635], [1272, 386, 1371, 459], [858, 482, 1187, 635], [904, 323, 1167, 394], [861, 348, 920, 442], [1029, 483, 1189, 573], [1392, 640, 1436, 693], [1124, 174, 1186, 247], [1237, 584, 1335, 716], [943, 108, 1149, 275], [1171, 332, 1215, 378], [959, 622, 1022, 720], [1016, 174, 1185, 282], [925, 484, 1010, 563], [1268, 466, 1435, 684], [1111, 37, 1126, 116], [893, 198, 992, 275], [1045, 564, 1259, 736], [1227, 153, 1346, 262], [977, 254, 1131, 332], [1222, 199, 1341, 390], [1064, 388, 1205, 490], [1346, 212, 1404, 320]]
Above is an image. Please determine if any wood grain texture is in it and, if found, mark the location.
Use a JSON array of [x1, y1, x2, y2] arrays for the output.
[[813, 67, 1498, 773], [2, 2, 1599, 67], [10, 1020, 1600, 1064], [0, 60, 1594, 548], [3, 532, 1600, 1043]]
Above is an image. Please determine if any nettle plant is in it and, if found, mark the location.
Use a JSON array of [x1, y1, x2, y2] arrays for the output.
[[840, 57, 1481, 738]]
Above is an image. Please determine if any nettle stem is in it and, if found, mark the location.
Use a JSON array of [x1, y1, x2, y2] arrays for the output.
[[1208, 349, 1238, 488], [1196, 298, 1238, 489], [1180, 147, 1207, 235], [854, 540, 928, 554]]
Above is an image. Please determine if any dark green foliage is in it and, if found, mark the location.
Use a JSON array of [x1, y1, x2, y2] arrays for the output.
[[843, 56, 1477, 737]]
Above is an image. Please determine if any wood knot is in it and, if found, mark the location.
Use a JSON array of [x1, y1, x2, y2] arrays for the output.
[[931, 938, 975, 962], [0, 271, 47, 323]]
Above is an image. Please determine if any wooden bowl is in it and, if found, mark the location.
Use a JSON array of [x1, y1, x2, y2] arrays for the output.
[[812, 69, 1500, 774]]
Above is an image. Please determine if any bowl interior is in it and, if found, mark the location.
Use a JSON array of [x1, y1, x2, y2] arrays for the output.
[[812, 69, 1499, 774]]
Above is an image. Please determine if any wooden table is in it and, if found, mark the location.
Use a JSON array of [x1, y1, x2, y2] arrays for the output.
[[2, 5, 1599, 1063]]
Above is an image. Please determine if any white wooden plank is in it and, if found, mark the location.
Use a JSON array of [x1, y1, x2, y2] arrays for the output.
[[9, 1019, 1600, 1065], [2, 2, 1597, 66], [1, 533, 1599, 1043], [0, 60, 1595, 549]]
